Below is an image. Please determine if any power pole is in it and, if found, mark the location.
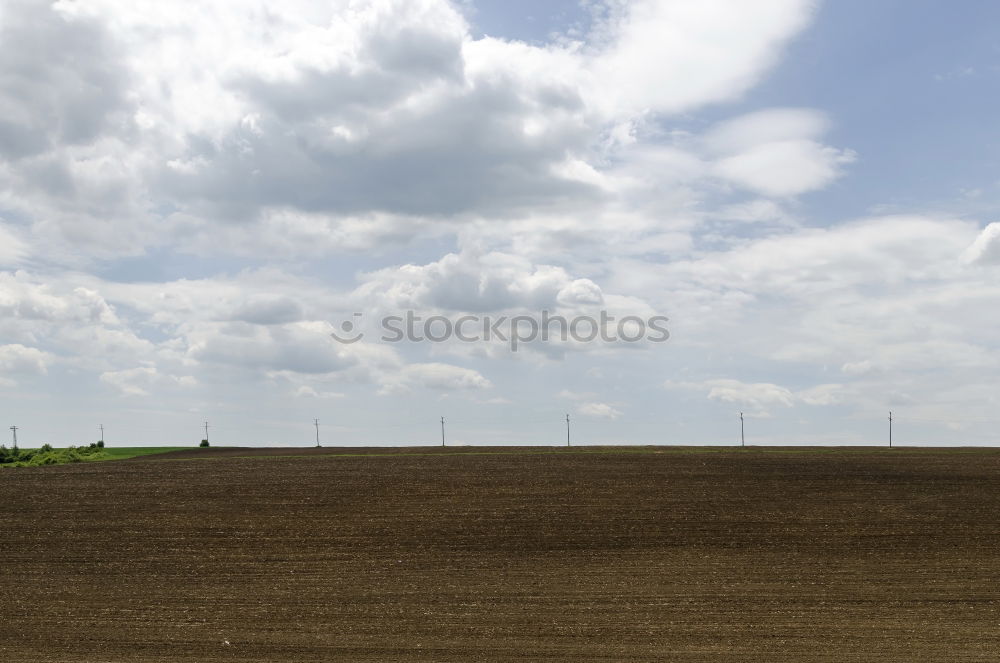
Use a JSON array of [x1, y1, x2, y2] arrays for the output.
[[203, 421, 209, 444], [9, 425, 18, 451], [440, 416, 445, 447], [99, 424, 104, 445], [888, 411, 893, 448], [740, 412, 745, 447], [314, 419, 320, 447], [566, 413, 570, 447]]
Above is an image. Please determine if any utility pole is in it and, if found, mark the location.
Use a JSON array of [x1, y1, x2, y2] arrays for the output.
[[888, 411, 893, 448], [99, 424, 104, 445], [9, 425, 18, 451], [440, 416, 445, 447], [314, 419, 320, 447], [740, 412, 745, 447], [566, 413, 570, 447], [203, 421, 209, 444]]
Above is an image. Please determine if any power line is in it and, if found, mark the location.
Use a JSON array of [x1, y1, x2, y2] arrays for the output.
[[10, 409, 1000, 449]]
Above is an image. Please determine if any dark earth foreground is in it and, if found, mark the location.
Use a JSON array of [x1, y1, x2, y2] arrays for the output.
[[3, 446, 1000, 662]]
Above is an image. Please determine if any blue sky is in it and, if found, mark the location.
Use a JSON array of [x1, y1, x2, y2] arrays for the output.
[[753, 0, 1000, 222], [1, 0, 999, 447]]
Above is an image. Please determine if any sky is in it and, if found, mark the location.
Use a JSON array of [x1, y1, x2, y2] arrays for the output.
[[2, 0, 1000, 447]]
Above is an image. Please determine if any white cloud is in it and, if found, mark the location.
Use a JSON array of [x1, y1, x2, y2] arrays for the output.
[[660, 215, 978, 299], [0, 224, 26, 266], [0, 343, 53, 375], [357, 249, 605, 313], [229, 296, 304, 325], [293, 386, 346, 400], [796, 383, 845, 406], [100, 366, 196, 397], [962, 222, 1000, 265], [187, 321, 357, 375], [476, 396, 511, 405], [712, 199, 795, 226], [380, 362, 492, 394], [668, 379, 846, 415], [0, 0, 824, 259], [577, 402, 623, 419], [702, 107, 826, 151], [841, 360, 874, 376], [0, 272, 155, 373], [10, 0, 994, 447], [558, 389, 596, 401], [0, 273, 118, 325], [699, 379, 794, 411], [706, 109, 855, 197], [714, 139, 856, 197], [589, 1, 816, 117]]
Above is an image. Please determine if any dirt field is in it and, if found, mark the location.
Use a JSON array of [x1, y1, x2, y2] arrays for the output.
[[2, 446, 1000, 662]]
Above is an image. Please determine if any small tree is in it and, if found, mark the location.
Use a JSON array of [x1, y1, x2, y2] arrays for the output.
[[200, 439, 210, 447], [97, 440, 104, 448]]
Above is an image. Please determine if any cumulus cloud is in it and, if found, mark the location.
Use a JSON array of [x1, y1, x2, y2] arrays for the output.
[[577, 402, 623, 419], [293, 386, 346, 399], [99, 366, 197, 397], [796, 383, 845, 406], [714, 140, 855, 197], [0, 224, 27, 266], [962, 222, 1000, 265], [357, 249, 605, 313], [667, 379, 845, 416], [187, 321, 356, 375], [17, 0, 997, 446], [711, 199, 795, 226], [229, 296, 305, 325], [706, 108, 855, 197], [0, 271, 158, 375], [379, 362, 492, 394], [841, 360, 875, 376], [0, 0, 130, 160], [0, 343, 53, 375], [0, 0, 825, 260], [0, 273, 119, 325], [589, 1, 815, 117], [660, 215, 978, 299], [700, 379, 794, 411]]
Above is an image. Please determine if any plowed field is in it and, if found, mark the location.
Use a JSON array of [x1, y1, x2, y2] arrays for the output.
[[2, 447, 1000, 661]]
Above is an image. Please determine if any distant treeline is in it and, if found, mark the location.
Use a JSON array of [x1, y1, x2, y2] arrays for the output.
[[0, 442, 105, 468]]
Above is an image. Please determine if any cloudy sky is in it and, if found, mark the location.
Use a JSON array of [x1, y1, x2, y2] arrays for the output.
[[2, 0, 1000, 447]]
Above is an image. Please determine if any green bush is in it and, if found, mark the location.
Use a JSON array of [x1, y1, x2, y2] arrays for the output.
[[97, 440, 104, 448], [0, 443, 107, 467], [200, 439, 210, 448]]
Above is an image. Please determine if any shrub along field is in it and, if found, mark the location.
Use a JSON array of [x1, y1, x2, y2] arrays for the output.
[[0, 442, 107, 467], [2, 446, 1000, 661], [0, 445, 189, 467]]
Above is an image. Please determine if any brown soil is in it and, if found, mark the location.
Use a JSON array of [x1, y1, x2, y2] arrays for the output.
[[2, 447, 1000, 662]]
